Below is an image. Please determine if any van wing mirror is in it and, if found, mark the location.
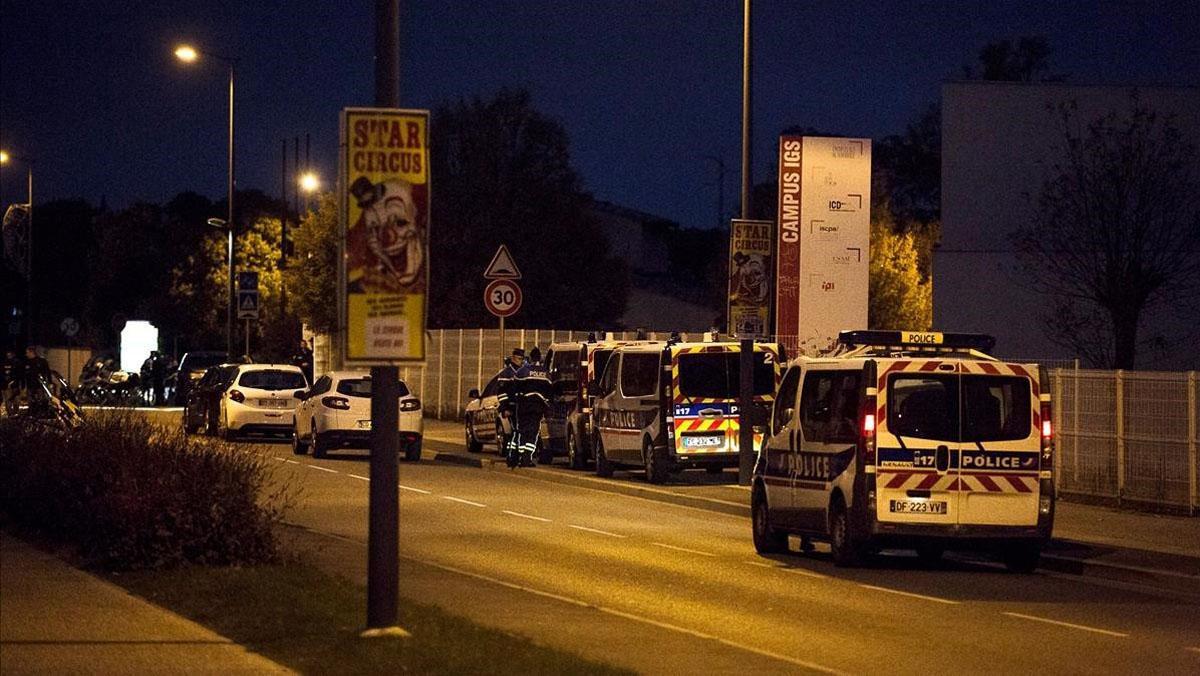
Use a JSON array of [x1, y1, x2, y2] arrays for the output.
[[294, 389, 307, 400], [468, 388, 481, 399]]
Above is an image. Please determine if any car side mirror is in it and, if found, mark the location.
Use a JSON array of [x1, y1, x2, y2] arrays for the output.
[[468, 388, 480, 399], [294, 390, 307, 400]]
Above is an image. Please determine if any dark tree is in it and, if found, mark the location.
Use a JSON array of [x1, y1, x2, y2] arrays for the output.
[[874, 103, 941, 227], [971, 35, 1053, 82], [429, 88, 628, 328], [1011, 96, 1200, 368]]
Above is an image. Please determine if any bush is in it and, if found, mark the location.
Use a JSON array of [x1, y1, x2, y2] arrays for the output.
[[0, 412, 289, 569]]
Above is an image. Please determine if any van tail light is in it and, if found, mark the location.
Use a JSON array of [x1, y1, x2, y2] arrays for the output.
[[229, 389, 245, 403], [1040, 400, 1053, 467], [860, 391, 877, 466], [400, 398, 421, 412], [322, 396, 351, 410]]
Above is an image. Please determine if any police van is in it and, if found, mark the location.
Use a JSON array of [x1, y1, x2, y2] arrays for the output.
[[591, 339, 783, 483], [542, 337, 656, 469], [751, 330, 1054, 572]]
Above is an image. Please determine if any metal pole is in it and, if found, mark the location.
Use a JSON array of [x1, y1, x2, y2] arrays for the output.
[[476, 328, 484, 389], [26, 165, 32, 344], [437, 329, 445, 419], [1115, 370, 1125, 503], [281, 139, 288, 268], [366, 0, 403, 636], [227, 63, 236, 360], [499, 316, 505, 361], [1187, 371, 1196, 515], [740, 0, 753, 219], [738, 339, 754, 485], [244, 318, 250, 358], [456, 329, 464, 418]]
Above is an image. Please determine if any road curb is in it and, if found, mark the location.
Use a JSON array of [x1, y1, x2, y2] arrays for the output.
[[433, 451, 490, 468], [1038, 552, 1200, 599]]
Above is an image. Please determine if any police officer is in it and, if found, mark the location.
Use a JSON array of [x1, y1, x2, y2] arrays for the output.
[[520, 347, 552, 466], [495, 348, 527, 467], [291, 339, 314, 384], [23, 346, 51, 412], [1, 348, 22, 416], [150, 351, 168, 406]]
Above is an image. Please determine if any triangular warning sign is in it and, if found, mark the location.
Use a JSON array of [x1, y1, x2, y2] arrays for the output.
[[240, 294, 258, 310], [483, 245, 522, 280]]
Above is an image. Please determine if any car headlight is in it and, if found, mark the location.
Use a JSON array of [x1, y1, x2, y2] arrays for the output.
[[400, 398, 421, 412]]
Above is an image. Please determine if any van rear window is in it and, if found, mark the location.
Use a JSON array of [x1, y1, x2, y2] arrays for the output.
[[677, 352, 774, 399], [888, 374, 1031, 442]]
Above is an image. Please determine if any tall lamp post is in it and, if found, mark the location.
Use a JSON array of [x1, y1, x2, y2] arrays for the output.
[[175, 44, 237, 358], [1, 150, 33, 343]]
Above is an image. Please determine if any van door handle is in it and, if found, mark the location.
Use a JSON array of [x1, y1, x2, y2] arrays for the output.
[[698, 408, 722, 417]]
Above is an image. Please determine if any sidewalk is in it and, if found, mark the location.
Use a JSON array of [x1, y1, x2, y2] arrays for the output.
[[0, 533, 293, 675]]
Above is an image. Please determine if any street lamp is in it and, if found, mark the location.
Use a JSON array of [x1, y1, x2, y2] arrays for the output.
[[175, 43, 237, 358], [298, 171, 320, 214], [1, 149, 33, 343]]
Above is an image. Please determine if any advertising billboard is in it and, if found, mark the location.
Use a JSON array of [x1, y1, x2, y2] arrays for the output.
[[775, 136, 871, 355], [340, 108, 430, 363], [727, 219, 773, 338]]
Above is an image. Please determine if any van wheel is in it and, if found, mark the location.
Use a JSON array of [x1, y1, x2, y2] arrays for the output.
[[1001, 542, 1042, 573], [829, 498, 864, 567], [567, 428, 586, 470], [466, 422, 483, 453], [594, 436, 614, 478], [312, 431, 328, 459], [752, 486, 788, 555], [643, 439, 669, 484], [292, 426, 308, 455]]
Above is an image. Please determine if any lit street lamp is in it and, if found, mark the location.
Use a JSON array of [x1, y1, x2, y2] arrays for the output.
[[298, 171, 320, 213], [175, 43, 237, 358], [1, 149, 34, 343]]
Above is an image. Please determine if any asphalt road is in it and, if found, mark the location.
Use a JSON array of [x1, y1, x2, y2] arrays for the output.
[[232, 433, 1200, 675]]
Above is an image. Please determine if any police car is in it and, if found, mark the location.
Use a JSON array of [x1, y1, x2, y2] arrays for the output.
[[591, 338, 783, 483], [751, 330, 1054, 572], [542, 337, 657, 469]]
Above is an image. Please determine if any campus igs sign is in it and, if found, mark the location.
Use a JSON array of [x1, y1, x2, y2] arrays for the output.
[[775, 136, 871, 354], [340, 108, 430, 363]]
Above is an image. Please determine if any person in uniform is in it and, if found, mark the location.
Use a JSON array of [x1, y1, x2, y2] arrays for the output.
[[1, 348, 22, 416], [495, 348, 526, 468], [518, 347, 552, 466], [291, 339, 314, 384]]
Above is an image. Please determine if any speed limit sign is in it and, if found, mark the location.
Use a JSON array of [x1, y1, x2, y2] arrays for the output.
[[484, 279, 522, 318]]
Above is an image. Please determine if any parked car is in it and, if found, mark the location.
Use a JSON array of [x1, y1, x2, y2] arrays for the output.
[[181, 363, 239, 435], [291, 371, 422, 460], [216, 364, 308, 440], [464, 374, 503, 453], [173, 350, 230, 405]]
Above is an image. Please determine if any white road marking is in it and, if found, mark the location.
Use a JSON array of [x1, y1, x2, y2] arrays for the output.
[[744, 560, 827, 579], [442, 495, 486, 507], [1186, 646, 1200, 654], [502, 510, 551, 523], [569, 524, 627, 538], [398, 552, 845, 675], [859, 584, 958, 605], [273, 457, 287, 462], [652, 542, 717, 558], [307, 464, 338, 473], [285, 460, 300, 465], [1002, 612, 1128, 638], [347, 474, 370, 482], [743, 560, 775, 568], [399, 484, 432, 495]]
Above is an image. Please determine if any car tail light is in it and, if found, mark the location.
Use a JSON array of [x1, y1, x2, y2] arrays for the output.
[[860, 390, 877, 465], [400, 398, 421, 412], [229, 389, 245, 403], [322, 396, 351, 410], [1040, 400, 1053, 466]]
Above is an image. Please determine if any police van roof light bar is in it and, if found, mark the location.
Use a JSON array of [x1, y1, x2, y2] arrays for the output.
[[837, 330, 996, 354]]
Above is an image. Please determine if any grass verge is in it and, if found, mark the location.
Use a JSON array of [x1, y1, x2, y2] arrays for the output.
[[110, 558, 630, 675]]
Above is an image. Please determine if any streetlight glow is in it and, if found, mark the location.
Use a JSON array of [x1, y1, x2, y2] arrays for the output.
[[299, 171, 320, 193], [174, 45, 198, 63], [0, 150, 9, 164]]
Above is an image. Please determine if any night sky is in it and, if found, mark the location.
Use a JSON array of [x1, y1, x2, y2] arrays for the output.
[[2, 0, 1197, 229]]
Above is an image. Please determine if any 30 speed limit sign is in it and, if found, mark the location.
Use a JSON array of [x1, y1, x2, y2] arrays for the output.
[[484, 279, 522, 318]]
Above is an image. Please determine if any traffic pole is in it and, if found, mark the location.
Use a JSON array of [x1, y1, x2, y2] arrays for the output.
[[363, 0, 407, 639], [738, 338, 754, 486]]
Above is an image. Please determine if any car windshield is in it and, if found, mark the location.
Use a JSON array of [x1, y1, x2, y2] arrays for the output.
[[181, 352, 227, 372], [335, 378, 409, 397], [677, 351, 775, 399], [239, 370, 307, 391]]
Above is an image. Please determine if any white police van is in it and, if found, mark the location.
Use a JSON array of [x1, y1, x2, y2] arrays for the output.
[[751, 331, 1054, 572]]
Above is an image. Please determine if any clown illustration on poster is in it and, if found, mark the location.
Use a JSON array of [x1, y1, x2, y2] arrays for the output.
[[727, 219, 773, 338], [341, 108, 430, 362]]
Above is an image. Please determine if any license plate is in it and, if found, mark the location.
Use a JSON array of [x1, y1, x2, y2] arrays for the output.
[[259, 399, 289, 409], [683, 435, 722, 448], [357, 420, 372, 430], [889, 500, 948, 514]]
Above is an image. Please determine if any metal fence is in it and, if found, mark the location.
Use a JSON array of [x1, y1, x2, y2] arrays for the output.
[[1053, 368, 1198, 513]]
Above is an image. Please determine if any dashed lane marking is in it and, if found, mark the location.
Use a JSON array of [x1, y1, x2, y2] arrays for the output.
[[308, 464, 338, 473], [285, 460, 300, 465], [743, 561, 774, 568], [348, 474, 370, 482], [743, 560, 827, 579], [859, 584, 959, 605], [568, 524, 627, 538], [442, 495, 486, 507], [652, 542, 717, 558], [400, 485, 432, 495], [1185, 646, 1200, 654], [502, 510, 551, 523], [1002, 612, 1128, 638]]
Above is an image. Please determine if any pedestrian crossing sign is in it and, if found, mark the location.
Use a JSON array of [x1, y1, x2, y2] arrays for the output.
[[237, 290, 260, 319]]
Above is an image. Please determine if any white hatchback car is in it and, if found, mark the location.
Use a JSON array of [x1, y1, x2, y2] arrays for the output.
[[291, 371, 423, 461], [217, 364, 309, 440]]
